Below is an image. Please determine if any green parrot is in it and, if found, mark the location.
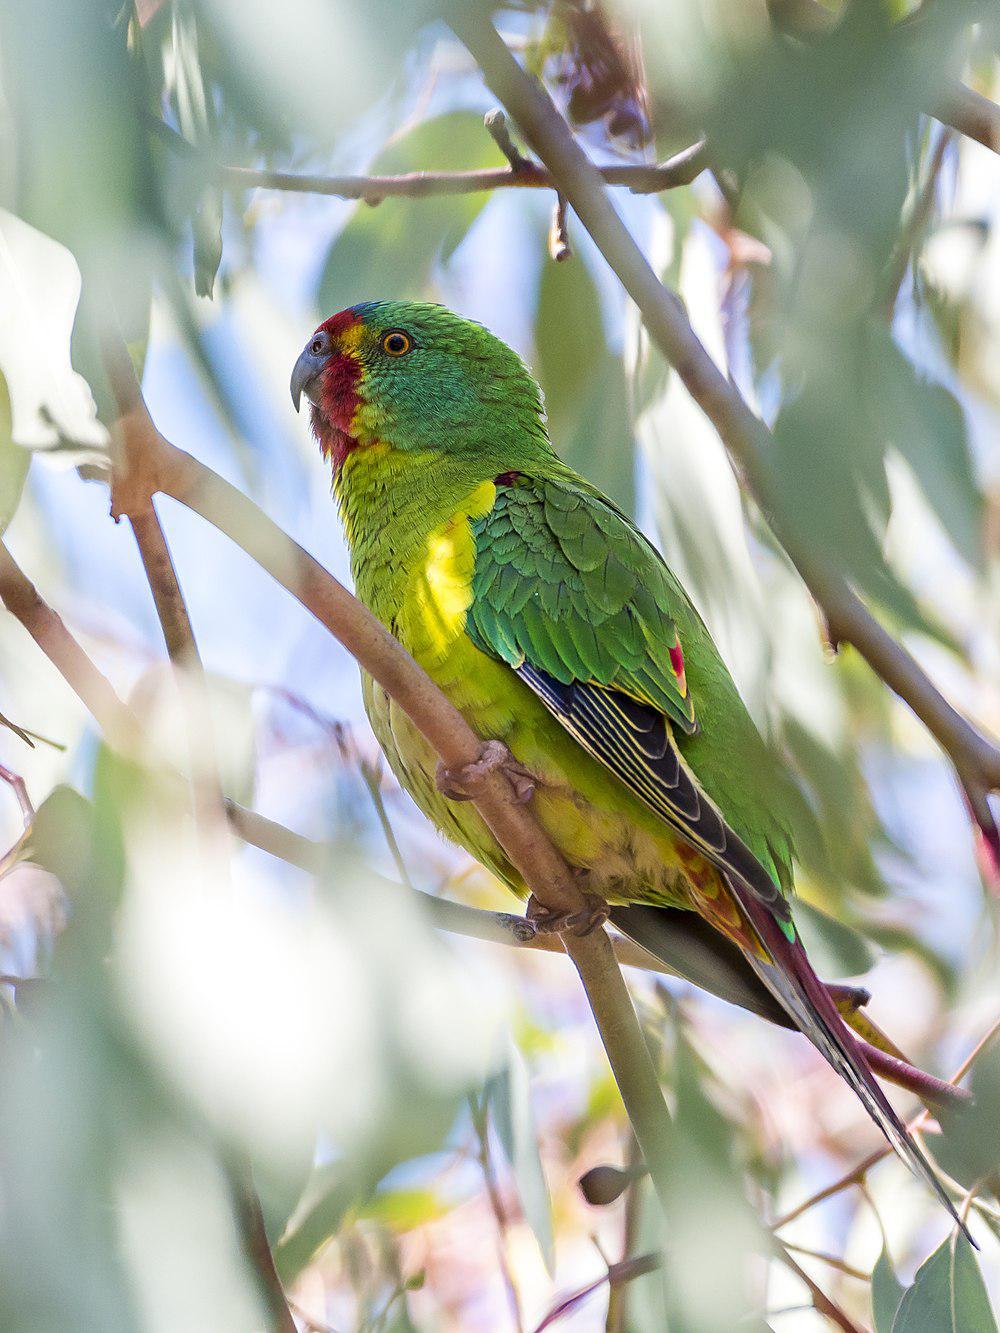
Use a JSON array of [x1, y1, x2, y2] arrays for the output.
[[291, 300, 960, 1225]]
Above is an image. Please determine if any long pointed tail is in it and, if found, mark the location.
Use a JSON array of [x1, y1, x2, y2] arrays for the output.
[[734, 890, 972, 1242]]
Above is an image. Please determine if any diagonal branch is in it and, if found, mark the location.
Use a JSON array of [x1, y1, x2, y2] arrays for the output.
[[147, 106, 708, 200], [447, 10, 1000, 873]]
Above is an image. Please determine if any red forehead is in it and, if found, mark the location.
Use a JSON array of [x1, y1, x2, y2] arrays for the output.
[[317, 308, 363, 338]]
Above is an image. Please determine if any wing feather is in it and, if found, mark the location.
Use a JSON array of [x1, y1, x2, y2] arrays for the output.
[[468, 475, 789, 919]]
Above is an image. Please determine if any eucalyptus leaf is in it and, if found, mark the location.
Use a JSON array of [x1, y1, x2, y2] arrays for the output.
[[930, 1044, 1000, 1189], [535, 249, 634, 513], [792, 897, 877, 979], [892, 1235, 998, 1333], [0, 210, 107, 463], [171, 4, 224, 298], [484, 1039, 555, 1274], [872, 1247, 906, 1333], [0, 372, 28, 533], [318, 112, 502, 311]]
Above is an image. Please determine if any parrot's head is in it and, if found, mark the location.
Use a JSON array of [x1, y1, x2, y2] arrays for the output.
[[290, 300, 547, 474]]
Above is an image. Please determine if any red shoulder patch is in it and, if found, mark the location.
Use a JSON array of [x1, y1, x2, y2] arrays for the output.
[[669, 639, 687, 695]]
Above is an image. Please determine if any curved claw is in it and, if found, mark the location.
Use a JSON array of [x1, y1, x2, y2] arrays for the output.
[[526, 891, 610, 938], [436, 739, 537, 803]]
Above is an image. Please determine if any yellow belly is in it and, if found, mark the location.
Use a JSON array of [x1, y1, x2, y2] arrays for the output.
[[351, 475, 732, 915]]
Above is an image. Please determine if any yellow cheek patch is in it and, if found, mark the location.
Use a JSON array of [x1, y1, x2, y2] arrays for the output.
[[339, 320, 366, 354]]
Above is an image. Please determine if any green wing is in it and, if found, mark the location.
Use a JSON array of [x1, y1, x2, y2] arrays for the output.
[[468, 474, 790, 919], [472, 476, 696, 731]]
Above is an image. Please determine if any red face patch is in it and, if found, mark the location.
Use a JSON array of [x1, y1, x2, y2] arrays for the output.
[[310, 309, 364, 473]]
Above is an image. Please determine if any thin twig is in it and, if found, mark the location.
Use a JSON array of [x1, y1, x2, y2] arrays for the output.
[[0, 543, 137, 749], [534, 1252, 661, 1333], [228, 1153, 298, 1333], [783, 1241, 870, 1283], [469, 1091, 525, 1333], [548, 193, 572, 262], [356, 756, 416, 892], [447, 10, 1000, 871], [212, 143, 710, 200], [605, 1131, 643, 1333], [0, 764, 34, 830], [774, 1242, 866, 1333], [484, 107, 532, 171]]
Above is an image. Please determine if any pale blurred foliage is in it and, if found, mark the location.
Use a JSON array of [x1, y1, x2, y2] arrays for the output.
[[0, 1, 999, 1331]]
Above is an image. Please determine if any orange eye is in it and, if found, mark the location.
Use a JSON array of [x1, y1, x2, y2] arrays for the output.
[[382, 330, 411, 356]]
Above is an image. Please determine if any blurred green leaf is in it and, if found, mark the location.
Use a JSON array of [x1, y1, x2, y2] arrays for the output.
[[793, 897, 877, 979], [770, 324, 965, 650], [930, 1044, 1000, 1189], [0, 373, 28, 533], [170, 4, 224, 298], [360, 1187, 444, 1230], [782, 718, 888, 904], [484, 1039, 555, 1275], [891, 1235, 998, 1333], [274, 1160, 361, 1282], [662, 1023, 763, 1332], [535, 251, 634, 513], [318, 112, 502, 311], [0, 0, 163, 303], [872, 1247, 906, 1333], [879, 338, 982, 568]]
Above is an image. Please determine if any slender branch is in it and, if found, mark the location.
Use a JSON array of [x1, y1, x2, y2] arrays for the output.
[[782, 1241, 870, 1283], [484, 107, 531, 171], [0, 543, 136, 749], [447, 11, 1000, 855], [469, 1091, 525, 1333], [214, 143, 710, 201], [534, 1252, 661, 1333], [0, 763, 34, 830], [228, 1153, 298, 1333], [774, 1242, 866, 1333], [95, 379, 679, 1217]]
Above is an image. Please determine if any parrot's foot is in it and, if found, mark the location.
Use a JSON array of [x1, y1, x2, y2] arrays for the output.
[[525, 890, 610, 938], [435, 740, 536, 804]]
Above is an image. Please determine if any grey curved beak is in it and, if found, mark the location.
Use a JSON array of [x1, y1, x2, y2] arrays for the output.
[[290, 347, 324, 412]]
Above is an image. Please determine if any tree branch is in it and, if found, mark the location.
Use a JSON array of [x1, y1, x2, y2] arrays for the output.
[[148, 101, 708, 201], [447, 10, 1000, 867], [213, 143, 710, 201]]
